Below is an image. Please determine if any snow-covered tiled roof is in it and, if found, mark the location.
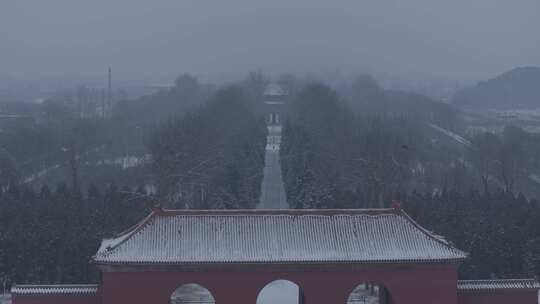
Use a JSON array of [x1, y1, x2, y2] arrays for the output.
[[457, 279, 540, 292], [11, 285, 98, 296], [92, 208, 467, 265]]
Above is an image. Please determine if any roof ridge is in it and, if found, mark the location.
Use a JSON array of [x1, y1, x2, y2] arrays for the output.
[[92, 208, 402, 263], [11, 284, 99, 296], [13, 284, 98, 288], [398, 209, 468, 259], [91, 211, 158, 261], [157, 208, 398, 216], [92, 207, 468, 265], [458, 278, 539, 283], [109, 210, 157, 239], [457, 278, 540, 292]]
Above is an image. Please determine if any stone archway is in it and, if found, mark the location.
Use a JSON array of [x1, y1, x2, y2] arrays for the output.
[[256, 279, 304, 304], [346, 282, 392, 304], [170, 283, 215, 304]]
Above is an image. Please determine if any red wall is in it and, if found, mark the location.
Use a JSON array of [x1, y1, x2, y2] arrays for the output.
[[12, 295, 100, 304], [100, 263, 459, 304], [458, 291, 538, 304], [12, 266, 539, 304]]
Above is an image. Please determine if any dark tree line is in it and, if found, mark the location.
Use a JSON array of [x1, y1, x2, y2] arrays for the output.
[[148, 86, 267, 209], [281, 83, 540, 280], [469, 126, 540, 196], [405, 190, 540, 279], [281, 84, 430, 209], [0, 183, 148, 287], [340, 75, 460, 130]]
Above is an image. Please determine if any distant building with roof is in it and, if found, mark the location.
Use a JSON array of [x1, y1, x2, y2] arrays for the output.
[[10, 207, 540, 304], [263, 83, 286, 126]]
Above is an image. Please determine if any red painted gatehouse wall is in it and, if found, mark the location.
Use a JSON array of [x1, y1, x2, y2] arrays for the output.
[[98, 263, 459, 304]]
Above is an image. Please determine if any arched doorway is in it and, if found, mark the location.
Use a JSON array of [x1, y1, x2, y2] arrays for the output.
[[346, 283, 392, 304], [170, 283, 215, 304], [256, 280, 304, 304]]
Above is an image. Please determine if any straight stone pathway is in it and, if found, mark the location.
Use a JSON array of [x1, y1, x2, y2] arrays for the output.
[[257, 125, 288, 209]]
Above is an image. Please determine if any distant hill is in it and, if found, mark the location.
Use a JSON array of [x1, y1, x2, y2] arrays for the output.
[[344, 75, 460, 130], [453, 67, 540, 109]]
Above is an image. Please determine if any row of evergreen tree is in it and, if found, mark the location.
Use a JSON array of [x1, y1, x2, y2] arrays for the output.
[[405, 190, 540, 279], [0, 183, 148, 288], [148, 86, 267, 209], [280, 83, 540, 280]]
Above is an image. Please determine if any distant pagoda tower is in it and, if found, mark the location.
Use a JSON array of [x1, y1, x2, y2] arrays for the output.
[[263, 83, 286, 126]]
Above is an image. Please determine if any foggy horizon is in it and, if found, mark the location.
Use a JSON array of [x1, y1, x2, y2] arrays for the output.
[[3, 1, 540, 303], [2, 0, 539, 84]]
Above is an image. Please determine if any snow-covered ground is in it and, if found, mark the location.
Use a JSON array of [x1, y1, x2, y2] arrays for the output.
[[428, 123, 472, 147], [490, 108, 540, 121], [23, 154, 151, 184], [96, 154, 150, 169], [463, 108, 540, 134], [0, 294, 11, 304], [23, 164, 61, 183], [530, 174, 540, 185]]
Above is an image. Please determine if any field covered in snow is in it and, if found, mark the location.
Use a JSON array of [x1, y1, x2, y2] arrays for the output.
[[463, 108, 540, 134]]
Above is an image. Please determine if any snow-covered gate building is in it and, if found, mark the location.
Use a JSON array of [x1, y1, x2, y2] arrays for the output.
[[11, 208, 540, 304]]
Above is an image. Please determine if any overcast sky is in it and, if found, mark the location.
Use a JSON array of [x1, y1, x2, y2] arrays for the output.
[[1, 0, 539, 83]]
